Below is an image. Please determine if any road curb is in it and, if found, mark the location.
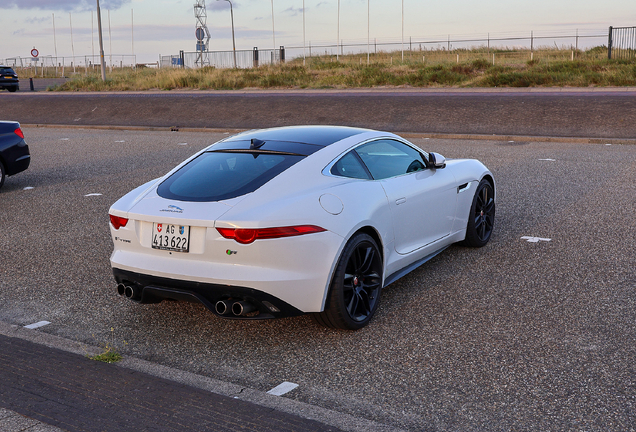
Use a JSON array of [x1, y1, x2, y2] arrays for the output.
[[0, 320, 404, 432], [22, 123, 636, 145]]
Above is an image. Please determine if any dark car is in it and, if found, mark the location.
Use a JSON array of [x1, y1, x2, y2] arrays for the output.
[[0, 66, 19, 92], [0, 121, 30, 189]]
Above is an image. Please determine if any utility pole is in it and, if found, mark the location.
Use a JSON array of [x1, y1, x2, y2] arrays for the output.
[[96, 0, 106, 80], [70, 12, 76, 73], [271, 0, 276, 61]]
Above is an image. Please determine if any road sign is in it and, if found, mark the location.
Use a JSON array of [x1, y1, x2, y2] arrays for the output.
[[31, 48, 39, 58], [196, 27, 205, 41]]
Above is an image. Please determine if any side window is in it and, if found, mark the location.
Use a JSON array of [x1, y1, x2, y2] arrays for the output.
[[331, 151, 372, 180], [355, 140, 427, 180]]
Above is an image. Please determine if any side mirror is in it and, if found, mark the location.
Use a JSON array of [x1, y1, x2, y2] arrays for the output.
[[428, 152, 446, 169]]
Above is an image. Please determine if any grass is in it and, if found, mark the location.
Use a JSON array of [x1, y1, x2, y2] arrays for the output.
[[87, 327, 125, 364], [90, 345, 123, 363], [50, 46, 636, 91]]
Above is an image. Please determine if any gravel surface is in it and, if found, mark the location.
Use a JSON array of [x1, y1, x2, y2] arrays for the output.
[[1, 127, 635, 431]]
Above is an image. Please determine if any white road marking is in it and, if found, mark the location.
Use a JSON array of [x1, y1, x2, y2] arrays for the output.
[[23, 187, 34, 190], [266, 381, 299, 396], [521, 236, 551, 243], [606, 143, 612, 146], [177, 143, 188, 146], [508, 140, 514, 143], [74, 118, 81, 122], [60, 138, 69, 141], [538, 158, 556, 161], [115, 140, 125, 143], [24, 321, 51, 329], [84, 193, 102, 197], [92, 106, 98, 112]]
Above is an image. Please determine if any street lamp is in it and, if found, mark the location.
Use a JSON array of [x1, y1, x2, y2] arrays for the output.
[[217, 0, 237, 68], [96, 0, 106, 80], [367, 0, 370, 65], [271, 0, 276, 62], [401, 0, 404, 61], [337, 0, 340, 61]]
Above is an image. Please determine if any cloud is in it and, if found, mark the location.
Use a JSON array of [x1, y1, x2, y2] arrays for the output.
[[282, 6, 303, 16], [208, 1, 240, 11], [0, 0, 131, 12]]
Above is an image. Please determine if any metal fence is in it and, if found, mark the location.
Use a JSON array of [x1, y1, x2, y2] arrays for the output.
[[608, 26, 636, 59], [283, 29, 609, 61], [0, 55, 137, 77], [159, 29, 609, 70], [161, 48, 282, 69]]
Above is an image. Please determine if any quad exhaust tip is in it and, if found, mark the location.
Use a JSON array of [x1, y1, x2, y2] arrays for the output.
[[117, 284, 137, 299], [216, 299, 257, 316], [232, 301, 256, 316], [215, 300, 233, 315]]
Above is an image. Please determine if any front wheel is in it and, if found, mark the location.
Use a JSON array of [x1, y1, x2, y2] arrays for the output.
[[313, 233, 383, 330], [463, 179, 495, 247]]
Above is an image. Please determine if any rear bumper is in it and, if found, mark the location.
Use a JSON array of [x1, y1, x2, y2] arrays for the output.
[[1, 139, 30, 176], [0, 81, 19, 89], [113, 267, 305, 319]]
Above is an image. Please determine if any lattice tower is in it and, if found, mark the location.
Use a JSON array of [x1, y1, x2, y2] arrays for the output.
[[194, 0, 211, 66]]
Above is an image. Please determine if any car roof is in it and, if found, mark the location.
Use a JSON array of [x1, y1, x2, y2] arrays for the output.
[[225, 126, 371, 147], [210, 126, 374, 156]]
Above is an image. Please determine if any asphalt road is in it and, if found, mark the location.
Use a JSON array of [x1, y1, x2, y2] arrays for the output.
[[3, 89, 636, 138], [1, 127, 635, 431]]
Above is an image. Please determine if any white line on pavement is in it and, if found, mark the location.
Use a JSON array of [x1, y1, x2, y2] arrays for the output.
[[521, 236, 551, 243], [267, 381, 299, 396], [24, 321, 51, 330]]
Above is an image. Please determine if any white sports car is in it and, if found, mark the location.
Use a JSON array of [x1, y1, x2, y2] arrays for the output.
[[109, 126, 495, 329]]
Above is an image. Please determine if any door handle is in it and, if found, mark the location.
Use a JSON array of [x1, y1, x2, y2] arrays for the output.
[[395, 197, 406, 205]]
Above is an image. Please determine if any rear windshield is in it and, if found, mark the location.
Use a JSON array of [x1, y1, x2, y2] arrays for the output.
[[0, 68, 16, 75], [157, 151, 304, 202]]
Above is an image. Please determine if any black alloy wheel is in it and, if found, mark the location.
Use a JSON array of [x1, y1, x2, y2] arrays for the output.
[[463, 179, 495, 247], [314, 233, 383, 330]]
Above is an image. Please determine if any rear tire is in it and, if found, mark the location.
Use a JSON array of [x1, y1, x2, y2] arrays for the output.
[[314, 233, 383, 330], [7, 86, 17, 93], [0, 162, 5, 190], [463, 179, 495, 247]]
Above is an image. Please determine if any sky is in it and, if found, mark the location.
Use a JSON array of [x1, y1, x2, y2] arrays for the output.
[[0, 0, 634, 64]]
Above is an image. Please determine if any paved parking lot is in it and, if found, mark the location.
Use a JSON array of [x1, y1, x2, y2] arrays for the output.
[[1, 127, 635, 431]]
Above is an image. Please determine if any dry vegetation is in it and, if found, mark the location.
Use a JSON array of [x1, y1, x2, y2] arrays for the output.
[[54, 46, 636, 91]]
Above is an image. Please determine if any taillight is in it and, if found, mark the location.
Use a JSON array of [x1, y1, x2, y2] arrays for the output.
[[110, 214, 129, 230], [216, 225, 326, 244], [14, 128, 24, 139]]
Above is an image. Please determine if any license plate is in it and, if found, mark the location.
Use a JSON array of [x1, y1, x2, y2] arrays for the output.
[[152, 223, 190, 252]]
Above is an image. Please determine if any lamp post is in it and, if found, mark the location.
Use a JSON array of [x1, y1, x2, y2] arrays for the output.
[[96, 0, 106, 80], [367, 0, 370, 65], [401, 0, 404, 61], [302, 0, 306, 65], [217, 0, 237, 68], [337, 0, 340, 61], [271, 0, 276, 62]]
